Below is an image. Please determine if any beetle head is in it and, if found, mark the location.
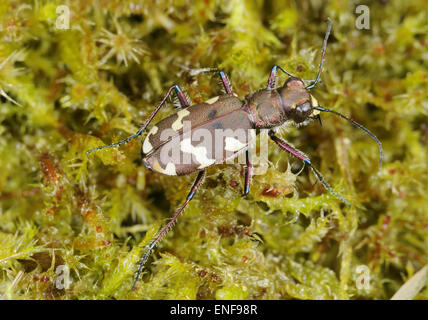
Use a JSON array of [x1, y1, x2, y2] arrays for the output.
[[279, 77, 321, 124]]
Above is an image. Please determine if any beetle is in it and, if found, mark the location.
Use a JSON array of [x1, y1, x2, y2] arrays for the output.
[[86, 19, 383, 290]]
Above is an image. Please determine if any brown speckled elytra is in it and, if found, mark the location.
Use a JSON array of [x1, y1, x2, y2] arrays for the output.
[[86, 19, 382, 290]]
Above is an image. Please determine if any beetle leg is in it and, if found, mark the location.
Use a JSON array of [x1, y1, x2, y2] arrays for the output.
[[244, 150, 252, 195], [268, 20, 332, 90], [173, 84, 191, 108], [86, 85, 188, 157], [266, 65, 319, 89], [180, 66, 233, 94], [268, 130, 351, 206], [267, 65, 298, 89], [218, 70, 233, 94], [132, 170, 206, 291], [268, 130, 310, 164], [202, 68, 233, 94]]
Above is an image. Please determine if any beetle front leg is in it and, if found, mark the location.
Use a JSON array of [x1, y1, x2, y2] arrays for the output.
[[268, 130, 351, 206], [266, 65, 298, 89], [86, 85, 188, 157], [266, 65, 320, 89], [132, 170, 206, 291], [268, 20, 332, 90]]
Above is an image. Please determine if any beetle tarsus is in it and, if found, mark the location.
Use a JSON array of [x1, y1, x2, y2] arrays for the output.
[[131, 242, 155, 291]]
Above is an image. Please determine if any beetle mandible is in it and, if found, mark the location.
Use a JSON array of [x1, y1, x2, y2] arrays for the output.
[[86, 18, 383, 290]]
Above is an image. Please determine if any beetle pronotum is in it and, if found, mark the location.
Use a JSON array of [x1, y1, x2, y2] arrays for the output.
[[87, 18, 383, 290]]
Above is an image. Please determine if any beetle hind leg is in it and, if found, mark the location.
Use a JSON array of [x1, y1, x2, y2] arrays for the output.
[[132, 170, 206, 291]]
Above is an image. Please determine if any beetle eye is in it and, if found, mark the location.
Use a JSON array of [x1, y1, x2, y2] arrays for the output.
[[293, 101, 312, 123], [296, 102, 311, 114]]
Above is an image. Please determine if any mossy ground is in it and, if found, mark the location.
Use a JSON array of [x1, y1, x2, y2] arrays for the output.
[[0, 0, 427, 300]]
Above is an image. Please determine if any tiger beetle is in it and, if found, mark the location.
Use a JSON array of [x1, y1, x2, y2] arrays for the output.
[[86, 18, 383, 290]]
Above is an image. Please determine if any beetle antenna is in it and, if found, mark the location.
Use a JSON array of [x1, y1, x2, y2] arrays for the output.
[[305, 18, 332, 90], [313, 106, 383, 166]]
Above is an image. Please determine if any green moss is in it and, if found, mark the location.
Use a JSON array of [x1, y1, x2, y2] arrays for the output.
[[0, 0, 427, 300]]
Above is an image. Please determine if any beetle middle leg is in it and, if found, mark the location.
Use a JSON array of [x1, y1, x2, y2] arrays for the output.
[[86, 85, 189, 157], [132, 170, 206, 291], [268, 130, 351, 206], [193, 68, 233, 94], [180, 66, 233, 94]]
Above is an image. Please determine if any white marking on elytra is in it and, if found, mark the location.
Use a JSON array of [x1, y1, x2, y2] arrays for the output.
[[151, 159, 176, 176], [224, 137, 247, 152], [180, 138, 215, 169], [205, 96, 219, 104], [163, 162, 177, 175], [143, 126, 159, 154], [151, 158, 162, 172], [171, 109, 190, 131]]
